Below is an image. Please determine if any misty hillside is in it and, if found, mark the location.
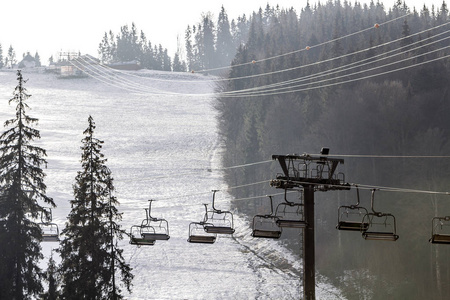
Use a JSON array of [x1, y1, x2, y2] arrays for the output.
[[215, 1, 450, 299]]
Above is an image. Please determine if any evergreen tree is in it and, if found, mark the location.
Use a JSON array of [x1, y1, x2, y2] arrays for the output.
[[0, 70, 55, 299], [98, 32, 113, 64], [185, 25, 195, 71], [34, 52, 41, 67], [154, 44, 164, 70], [116, 24, 141, 62], [138, 30, 151, 68], [6, 45, 16, 68], [0, 44, 4, 69], [42, 251, 59, 300], [58, 116, 133, 299], [172, 52, 187, 72], [400, 18, 413, 47], [163, 48, 172, 71], [144, 41, 155, 69], [233, 14, 250, 48], [201, 13, 216, 70], [216, 6, 235, 68]]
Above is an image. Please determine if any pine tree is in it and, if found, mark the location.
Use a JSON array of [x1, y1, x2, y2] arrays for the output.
[[201, 13, 216, 70], [163, 48, 172, 71], [0, 44, 4, 69], [216, 6, 235, 69], [34, 52, 41, 67], [6, 45, 16, 68], [58, 116, 133, 299], [172, 52, 186, 72], [42, 251, 59, 300], [98, 32, 112, 64], [0, 70, 55, 299], [185, 25, 195, 71]]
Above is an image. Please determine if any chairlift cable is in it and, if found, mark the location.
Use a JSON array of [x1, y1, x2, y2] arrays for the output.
[[69, 18, 448, 94], [69, 60, 152, 94], [71, 23, 450, 98], [222, 31, 450, 95], [308, 153, 450, 159], [119, 180, 449, 211], [220, 46, 450, 97], [94, 13, 437, 86], [213, 21, 450, 86], [114, 153, 450, 184], [106, 22, 450, 89], [192, 12, 413, 74], [74, 47, 450, 98], [72, 50, 450, 98]]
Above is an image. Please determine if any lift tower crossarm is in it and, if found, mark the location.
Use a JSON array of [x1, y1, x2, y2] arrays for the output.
[[271, 154, 350, 190]]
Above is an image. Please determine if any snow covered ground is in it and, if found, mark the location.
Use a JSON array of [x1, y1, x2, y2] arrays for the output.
[[0, 69, 344, 299]]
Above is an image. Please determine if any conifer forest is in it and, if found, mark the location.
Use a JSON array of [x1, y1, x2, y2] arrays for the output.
[[216, 1, 450, 299], [0, 1, 450, 299]]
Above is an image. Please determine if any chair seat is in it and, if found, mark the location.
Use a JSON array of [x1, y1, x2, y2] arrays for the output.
[[337, 221, 369, 231], [204, 226, 235, 234], [276, 219, 307, 228], [188, 235, 216, 244], [252, 229, 281, 239], [130, 237, 155, 246], [42, 234, 60, 242], [363, 231, 399, 241], [141, 233, 170, 240], [430, 234, 450, 244]]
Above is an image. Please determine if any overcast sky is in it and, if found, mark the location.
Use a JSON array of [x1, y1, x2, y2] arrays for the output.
[[0, 0, 443, 65]]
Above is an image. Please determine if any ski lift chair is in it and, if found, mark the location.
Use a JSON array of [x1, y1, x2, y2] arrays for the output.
[[362, 190, 399, 241], [203, 190, 235, 235], [42, 224, 60, 242], [187, 204, 217, 244], [129, 225, 155, 246], [275, 190, 307, 229], [336, 185, 369, 232], [39, 208, 60, 242], [429, 216, 450, 244], [252, 196, 282, 239], [139, 200, 170, 241]]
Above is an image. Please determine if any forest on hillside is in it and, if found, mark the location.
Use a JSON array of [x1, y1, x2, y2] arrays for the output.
[[215, 1, 450, 299], [96, 6, 256, 73]]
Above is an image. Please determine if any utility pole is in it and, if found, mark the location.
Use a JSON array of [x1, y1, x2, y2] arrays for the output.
[[271, 148, 350, 300]]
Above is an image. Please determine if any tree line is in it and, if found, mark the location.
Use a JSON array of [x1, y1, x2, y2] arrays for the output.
[[0, 71, 132, 299], [0, 44, 42, 69], [98, 23, 174, 71], [215, 1, 450, 299], [97, 6, 255, 73]]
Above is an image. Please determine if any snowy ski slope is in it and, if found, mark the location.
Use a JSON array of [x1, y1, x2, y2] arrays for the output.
[[0, 69, 343, 299]]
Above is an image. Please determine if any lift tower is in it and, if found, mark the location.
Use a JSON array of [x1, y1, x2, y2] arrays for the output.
[[270, 148, 350, 300]]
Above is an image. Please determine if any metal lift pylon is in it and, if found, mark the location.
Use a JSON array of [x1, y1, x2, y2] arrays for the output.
[[271, 148, 350, 300]]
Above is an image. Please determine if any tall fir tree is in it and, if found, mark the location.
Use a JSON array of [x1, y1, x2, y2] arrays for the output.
[[58, 116, 133, 299], [216, 6, 235, 69], [34, 52, 41, 67], [185, 25, 195, 71], [201, 13, 216, 70], [0, 70, 55, 299], [98, 32, 113, 64], [0, 43, 4, 69], [42, 251, 59, 300], [172, 52, 187, 72], [6, 45, 16, 68]]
